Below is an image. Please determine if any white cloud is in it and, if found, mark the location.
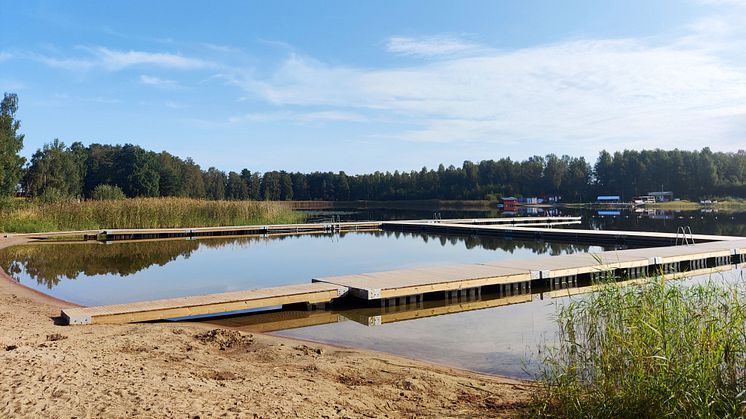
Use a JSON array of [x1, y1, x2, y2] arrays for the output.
[[23, 47, 213, 72], [89, 47, 211, 70], [227, 24, 746, 154], [229, 110, 367, 124], [695, 0, 746, 6], [139, 74, 180, 88], [31, 54, 95, 71], [385, 35, 483, 58]]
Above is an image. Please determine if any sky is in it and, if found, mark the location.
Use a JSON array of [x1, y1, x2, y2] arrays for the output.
[[1, 0, 745, 174]]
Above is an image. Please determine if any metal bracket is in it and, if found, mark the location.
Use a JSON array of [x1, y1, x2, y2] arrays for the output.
[[366, 288, 382, 300]]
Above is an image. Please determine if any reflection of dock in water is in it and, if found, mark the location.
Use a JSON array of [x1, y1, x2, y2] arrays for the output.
[[204, 309, 345, 333], [339, 292, 532, 327]]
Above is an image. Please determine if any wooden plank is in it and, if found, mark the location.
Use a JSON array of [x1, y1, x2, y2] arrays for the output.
[[62, 282, 346, 325], [314, 264, 530, 300]]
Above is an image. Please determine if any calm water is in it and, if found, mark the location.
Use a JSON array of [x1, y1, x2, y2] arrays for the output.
[[272, 267, 744, 378], [0, 231, 613, 306], [305, 206, 746, 237], [1, 207, 744, 378]]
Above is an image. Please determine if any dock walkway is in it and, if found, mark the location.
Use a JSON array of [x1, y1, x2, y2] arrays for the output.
[[62, 283, 346, 325], [313, 239, 746, 304], [383, 221, 740, 245], [59, 219, 745, 325], [13, 216, 582, 241]]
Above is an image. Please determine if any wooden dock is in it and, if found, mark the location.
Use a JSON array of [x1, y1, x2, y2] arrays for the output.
[[313, 238, 746, 304], [12, 216, 581, 241], [61, 283, 346, 325], [383, 221, 741, 245], [96, 216, 581, 240], [58, 218, 745, 326]]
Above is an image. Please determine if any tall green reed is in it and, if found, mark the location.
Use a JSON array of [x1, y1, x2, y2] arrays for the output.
[[0, 198, 304, 232], [534, 275, 746, 418]]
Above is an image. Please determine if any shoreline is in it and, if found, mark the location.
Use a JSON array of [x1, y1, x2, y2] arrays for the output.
[[0, 234, 532, 417]]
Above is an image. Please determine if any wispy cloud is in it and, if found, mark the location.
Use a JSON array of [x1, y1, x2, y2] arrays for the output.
[[21, 46, 213, 72], [228, 22, 746, 154], [694, 0, 746, 6], [89, 47, 211, 70], [385, 35, 483, 58], [229, 110, 367, 124], [139, 74, 180, 88]]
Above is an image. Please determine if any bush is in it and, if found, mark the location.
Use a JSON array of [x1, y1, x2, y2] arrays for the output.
[[91, 184, 126, 201], [534, 277, 746, 417], [37, 187, 70, 204]]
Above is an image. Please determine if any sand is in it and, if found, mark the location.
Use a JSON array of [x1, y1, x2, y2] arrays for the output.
[[0, 235, 532, 418]]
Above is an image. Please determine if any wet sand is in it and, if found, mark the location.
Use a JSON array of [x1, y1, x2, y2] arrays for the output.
[[0, 235, 532, 417]]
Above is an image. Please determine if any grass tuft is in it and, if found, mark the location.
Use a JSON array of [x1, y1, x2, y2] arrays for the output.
[[534, 276, 746, 418]]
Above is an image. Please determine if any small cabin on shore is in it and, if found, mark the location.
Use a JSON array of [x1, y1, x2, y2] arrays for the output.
[[501, 197, 519, 211]]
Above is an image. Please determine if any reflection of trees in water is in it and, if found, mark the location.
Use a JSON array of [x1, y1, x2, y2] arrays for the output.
[[0, 230, 595, 289], [354, 230, 594, 256], [581, 210, 746, 237], [0, 240, 200, 288], [0, 234, 343, 289]]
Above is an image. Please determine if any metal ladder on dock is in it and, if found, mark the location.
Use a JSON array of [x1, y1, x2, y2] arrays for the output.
[[675, 226, 695, 246]]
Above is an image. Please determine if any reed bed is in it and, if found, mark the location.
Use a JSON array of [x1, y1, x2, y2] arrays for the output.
[[0, 198, 304, 232], [534, 276, 746, 418]]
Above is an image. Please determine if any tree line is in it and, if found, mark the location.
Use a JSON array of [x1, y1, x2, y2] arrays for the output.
[[2, 93, 745, 202]]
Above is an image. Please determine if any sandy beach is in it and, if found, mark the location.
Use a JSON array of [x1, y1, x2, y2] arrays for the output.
[[0, 235, 531, 418]]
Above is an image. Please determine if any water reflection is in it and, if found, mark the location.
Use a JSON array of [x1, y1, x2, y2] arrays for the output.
[[268, 266, 745, 378], [0, 240, 200, 288], [305, 207, 746, 237], [0, 231, 614, 306], [0, 231, 610, 290]]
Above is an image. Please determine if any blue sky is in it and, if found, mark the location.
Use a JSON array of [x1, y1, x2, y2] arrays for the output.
[[1, 0, 745, 174]]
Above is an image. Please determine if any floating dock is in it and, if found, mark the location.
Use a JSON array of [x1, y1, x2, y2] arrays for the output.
[[25, 216, 581, 241], [62, 239, 746, 325], [314, 238, 746, 304], [59, 218, 745, 325], [62, 283, 346, 325], [382, 221, 740, 246]]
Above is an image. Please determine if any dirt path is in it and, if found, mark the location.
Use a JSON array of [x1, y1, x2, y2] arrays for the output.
[[0, 235, 532, 418]]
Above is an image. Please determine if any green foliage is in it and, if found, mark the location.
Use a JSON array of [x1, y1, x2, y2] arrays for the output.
[[36, 187, 71, 204], [203, 167, 226, 200], [91, 184, 126, 200], [534, 278, 746, 418], [24, 139, 82, 198], [593, 148, 746, 200], [0, 93, 26, 196], [11, 92, 746, 202]]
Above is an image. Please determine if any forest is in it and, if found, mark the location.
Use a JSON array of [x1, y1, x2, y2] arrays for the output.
[[2, 93, 745, 202]]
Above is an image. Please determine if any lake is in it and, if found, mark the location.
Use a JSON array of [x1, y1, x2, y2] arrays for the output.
[[1, 206, 743, 378]]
